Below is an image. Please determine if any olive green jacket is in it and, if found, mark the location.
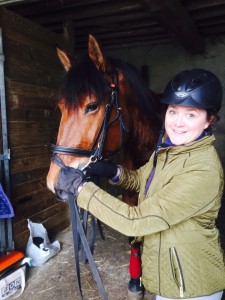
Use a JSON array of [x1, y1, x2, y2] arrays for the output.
[[77, 135, 225, 298]]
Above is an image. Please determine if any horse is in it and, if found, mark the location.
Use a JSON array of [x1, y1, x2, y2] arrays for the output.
[[47, 34, 162, 206]]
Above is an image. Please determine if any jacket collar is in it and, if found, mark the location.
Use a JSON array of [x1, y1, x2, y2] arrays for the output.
[[159, 134, 215, 155]]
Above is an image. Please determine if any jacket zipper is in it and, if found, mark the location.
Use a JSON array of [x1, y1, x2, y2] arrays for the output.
[[169, 247, 185, 298]]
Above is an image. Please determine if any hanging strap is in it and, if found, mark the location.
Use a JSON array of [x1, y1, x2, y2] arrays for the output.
[[68, 193, 108, 300]]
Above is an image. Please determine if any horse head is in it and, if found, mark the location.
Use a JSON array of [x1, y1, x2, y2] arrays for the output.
[[47, 35, 135, 194]]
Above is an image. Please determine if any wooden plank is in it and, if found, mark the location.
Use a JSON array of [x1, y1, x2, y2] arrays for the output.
[[11, 177, 47, 200], [14, 188, 55, 214], [0, 7, 69, 52], [191, 6, 225, 22], [63, 20, 76, 55], [8, 107, 57, 122], [9, 0, 111, 16], [32, 0, 141, 25], [13, 202, 69, 235], [85, 25, 167, 41], [13, 189, 56, 223], [5, 61, 62, 88], [6, 80, 57, 98], [87, 33, 172, 49], [9, 133, 53, 148], [49, 12, 156, 32], [196, 15, 225, 27], [10, 144, 51, 160], [2, 27, 61, 57], [14, 192, 58, 221], [139, 0, 205, 53], [10, 155, 51, 174], [7, 94, 57, 110], [74, 19, 161, 38], [3, 37, 63, 73], [185, 0, 225, 11], [199, 24, 225, 34], [11, 166, 49, 185], [8, 121, 58, 136], [3, 47, 63, 89]]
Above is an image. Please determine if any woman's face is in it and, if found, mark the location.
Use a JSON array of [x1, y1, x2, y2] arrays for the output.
[[165, 105, 210, 145]]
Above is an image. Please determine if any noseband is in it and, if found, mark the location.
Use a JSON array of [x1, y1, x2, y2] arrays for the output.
[[51, 71, 128, 170]]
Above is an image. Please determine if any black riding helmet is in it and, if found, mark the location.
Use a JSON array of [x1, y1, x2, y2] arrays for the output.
[[162, 69, 223, 113]]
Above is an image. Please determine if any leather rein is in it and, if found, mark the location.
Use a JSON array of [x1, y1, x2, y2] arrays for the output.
[[51, 71, 128, 170]]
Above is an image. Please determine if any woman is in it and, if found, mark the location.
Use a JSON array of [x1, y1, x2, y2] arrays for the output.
[[56, 69, 225, 299]]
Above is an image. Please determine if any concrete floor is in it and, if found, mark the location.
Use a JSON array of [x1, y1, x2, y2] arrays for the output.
[[19, 223, 130, 300]]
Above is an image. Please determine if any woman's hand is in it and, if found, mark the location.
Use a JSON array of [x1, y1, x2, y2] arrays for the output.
[[55, 167, 86, 201], [87, 159, 118, 179]]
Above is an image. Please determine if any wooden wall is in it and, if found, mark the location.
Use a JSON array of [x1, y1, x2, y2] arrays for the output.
[[0, 8, 71, 250]]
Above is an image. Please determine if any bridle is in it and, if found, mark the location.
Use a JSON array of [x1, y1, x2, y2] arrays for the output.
[[51, 70, 128, 170]]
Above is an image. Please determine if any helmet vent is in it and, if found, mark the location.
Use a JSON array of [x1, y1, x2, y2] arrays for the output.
[[161, 69, 222, 113]]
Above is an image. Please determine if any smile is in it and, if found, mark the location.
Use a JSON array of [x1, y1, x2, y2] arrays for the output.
[[173, 130, 186, 134]]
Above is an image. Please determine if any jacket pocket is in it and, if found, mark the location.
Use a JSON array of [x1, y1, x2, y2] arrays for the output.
[[169, 247, 185, 298]]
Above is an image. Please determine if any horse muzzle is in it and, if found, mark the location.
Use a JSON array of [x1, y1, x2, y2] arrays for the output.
[[54, 188, 70, 202]]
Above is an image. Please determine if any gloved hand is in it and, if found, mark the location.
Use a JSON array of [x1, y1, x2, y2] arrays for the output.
[[55, 167, 86, 201], [87, 159, 118, 179]]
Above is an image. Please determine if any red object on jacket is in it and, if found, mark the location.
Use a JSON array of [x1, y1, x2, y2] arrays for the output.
[[129, 246, 141, 278]]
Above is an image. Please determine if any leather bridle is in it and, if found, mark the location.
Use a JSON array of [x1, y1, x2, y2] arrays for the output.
[[51, 71, 128, 170]]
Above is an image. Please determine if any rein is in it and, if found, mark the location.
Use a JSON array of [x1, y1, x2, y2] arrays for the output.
[[51, 71, 128, 170]]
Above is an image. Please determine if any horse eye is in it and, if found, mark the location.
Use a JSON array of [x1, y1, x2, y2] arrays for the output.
[[85, 103, 99, 114]]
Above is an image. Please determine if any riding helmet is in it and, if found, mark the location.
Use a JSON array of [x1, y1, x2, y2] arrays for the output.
[[162, 69, 223, 113]]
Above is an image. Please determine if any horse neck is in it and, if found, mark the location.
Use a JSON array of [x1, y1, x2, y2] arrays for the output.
[[123, 103, 160, 167]]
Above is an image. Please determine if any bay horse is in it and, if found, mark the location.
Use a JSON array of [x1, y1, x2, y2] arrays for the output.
[[47, 34, 162, 206], [46, 34, 163, 299]]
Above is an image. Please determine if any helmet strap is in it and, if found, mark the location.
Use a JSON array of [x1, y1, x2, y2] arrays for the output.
[[153, 126, 165, 167]]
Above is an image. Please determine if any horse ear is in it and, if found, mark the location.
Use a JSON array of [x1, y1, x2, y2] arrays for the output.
[[56, 47, 73, 71], [88, 34, 106, 72]]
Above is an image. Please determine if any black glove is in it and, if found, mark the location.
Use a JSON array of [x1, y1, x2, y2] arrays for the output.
[[55, 167, 86, 201], [87, 159, 118, 179]]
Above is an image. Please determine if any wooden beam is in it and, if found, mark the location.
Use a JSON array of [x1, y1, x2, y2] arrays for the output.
[[197, 16, 225, 27], [74, 34, 172, 50], [139, 0, 204, 53], [63, 20, 76, 54], [199, 24, 225, 35], [191, 5, 225, 21], [0, 0, 39, 5], [185, 0, 225, 11], [31, 0, 141, 25], [7, 0, 111, 16], [93, 37, 173, 51], [48, 12, 157, 32]]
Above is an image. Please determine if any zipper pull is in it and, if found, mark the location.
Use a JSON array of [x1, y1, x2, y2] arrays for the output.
[[180, 286, 184, 298], [139, 277, 142, 287]]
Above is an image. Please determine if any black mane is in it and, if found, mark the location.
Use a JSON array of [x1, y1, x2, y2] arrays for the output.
[[59, 54, 160, 123], [59, 54, 107, 109]]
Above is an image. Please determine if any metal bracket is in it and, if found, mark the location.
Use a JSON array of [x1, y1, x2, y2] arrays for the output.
[[0, 149, 10, 160]]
